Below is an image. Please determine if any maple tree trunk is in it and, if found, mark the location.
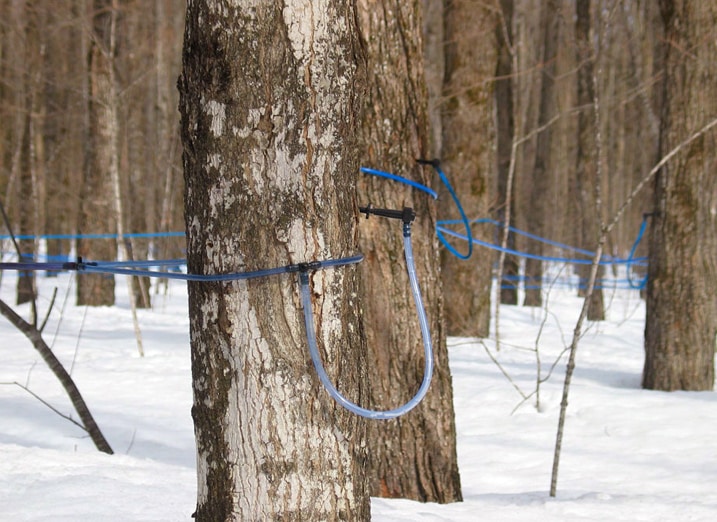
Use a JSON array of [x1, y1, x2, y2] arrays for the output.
[[179, 1, 370, 519], [643, 0, 717, 391], [356, 0, 462, 503]]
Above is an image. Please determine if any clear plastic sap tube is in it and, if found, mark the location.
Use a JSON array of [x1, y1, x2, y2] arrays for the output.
[[299, 227, 433, 420]]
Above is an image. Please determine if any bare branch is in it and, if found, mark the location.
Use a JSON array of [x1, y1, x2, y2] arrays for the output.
[[494, 112, 562, 350], [38, 286, 58, 333], [1, 380, 87, 432], [549, 115, 717, 497], [479, 340, 528, 400], [604, 116, 717, 236], [0, 297, 113, 454]]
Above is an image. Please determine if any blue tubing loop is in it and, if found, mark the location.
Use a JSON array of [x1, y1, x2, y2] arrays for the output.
[[360, 161, 473, 259], [301, 210, 433, 419], [417, 159, 473, 260], [436, 225, 648, 266], [448, 217, 597, 258]]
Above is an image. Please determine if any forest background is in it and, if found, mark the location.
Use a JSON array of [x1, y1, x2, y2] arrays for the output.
[[0, 0, 662, 310]]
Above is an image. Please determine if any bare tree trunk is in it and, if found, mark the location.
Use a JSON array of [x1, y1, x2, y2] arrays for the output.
[[77, 0, 116, 306], [495, 0, 519, 306], [154, 0, 184, 292], [16, 1, 37, 306], [119, 1, 152, 310], [524, 0, 560, 308], [101, 0, 144, 355], [179, 1, 370, 519], [440, 0, 497, 336], [17, 110, 36, 306], [643, 0, 717, 391], [356, 0, 462, 503], [40, 0, 89, 258], [574, 0, 605, 320]]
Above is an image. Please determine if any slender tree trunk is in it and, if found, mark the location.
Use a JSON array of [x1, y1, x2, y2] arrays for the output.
[[643, 0, 717, 391], [524, 0, 560, 308], [356, 0, 462, 503], [179, 1, 369, 519], [495, 0, 519, 306], [120, 2, 152, 310], [16, 2, 37, 306], [155, 0, 183, 292], [17, 110, 35, 305], [574, 0, 605, 320], [77, 0, 117, 306]]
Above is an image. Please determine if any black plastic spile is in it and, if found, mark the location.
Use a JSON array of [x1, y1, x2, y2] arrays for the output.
[[359, 205, 416, 224], [416, 158, 441, 168]]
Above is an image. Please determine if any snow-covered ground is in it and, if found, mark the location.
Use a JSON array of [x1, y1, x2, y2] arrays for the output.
[[1, 270, 716, 521]]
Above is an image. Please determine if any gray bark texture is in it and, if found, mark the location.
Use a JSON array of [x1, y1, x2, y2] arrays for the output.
[[179, 1, 370, 520], [643, 0, 717, 391]]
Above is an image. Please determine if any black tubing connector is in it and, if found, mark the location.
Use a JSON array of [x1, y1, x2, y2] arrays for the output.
[[359, 205, 416, 225], [297, 260, 323, 273], [68, 257, 98, 271], [416, 158, 441, 169]]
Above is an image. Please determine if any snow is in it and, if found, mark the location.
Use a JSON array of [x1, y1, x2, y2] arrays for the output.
[[1, 271, 717, 521]]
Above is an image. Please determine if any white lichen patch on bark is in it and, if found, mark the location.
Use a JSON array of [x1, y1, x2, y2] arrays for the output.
[[318, 270, 346, 362], [276, 218, 326, 262], [207, 153, 222, 171], [209, 176, 236, 214], [204, 99, 226, 137], [282, 1, 316, 64]]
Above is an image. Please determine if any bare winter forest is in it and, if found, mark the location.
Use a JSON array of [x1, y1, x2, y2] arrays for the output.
[[0, 1, 676, 309], [0, 1, 186, 308], [1, 1, 716, 520]]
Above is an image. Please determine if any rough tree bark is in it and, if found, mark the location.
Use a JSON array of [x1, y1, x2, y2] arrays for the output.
[[16, 2, 41, 306], [179, 1, 370, 520], [77, 0, 117, 306], [574, 0, 605, 320], [523, 0, 559, 308], [440, 0, 497, 336], [356, 0, 462, 503], [643, 0, 717, 391], [17, 110, 35, 305]]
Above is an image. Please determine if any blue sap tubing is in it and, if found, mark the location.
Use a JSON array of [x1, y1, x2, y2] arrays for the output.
[[299, 223, 433, 420]]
